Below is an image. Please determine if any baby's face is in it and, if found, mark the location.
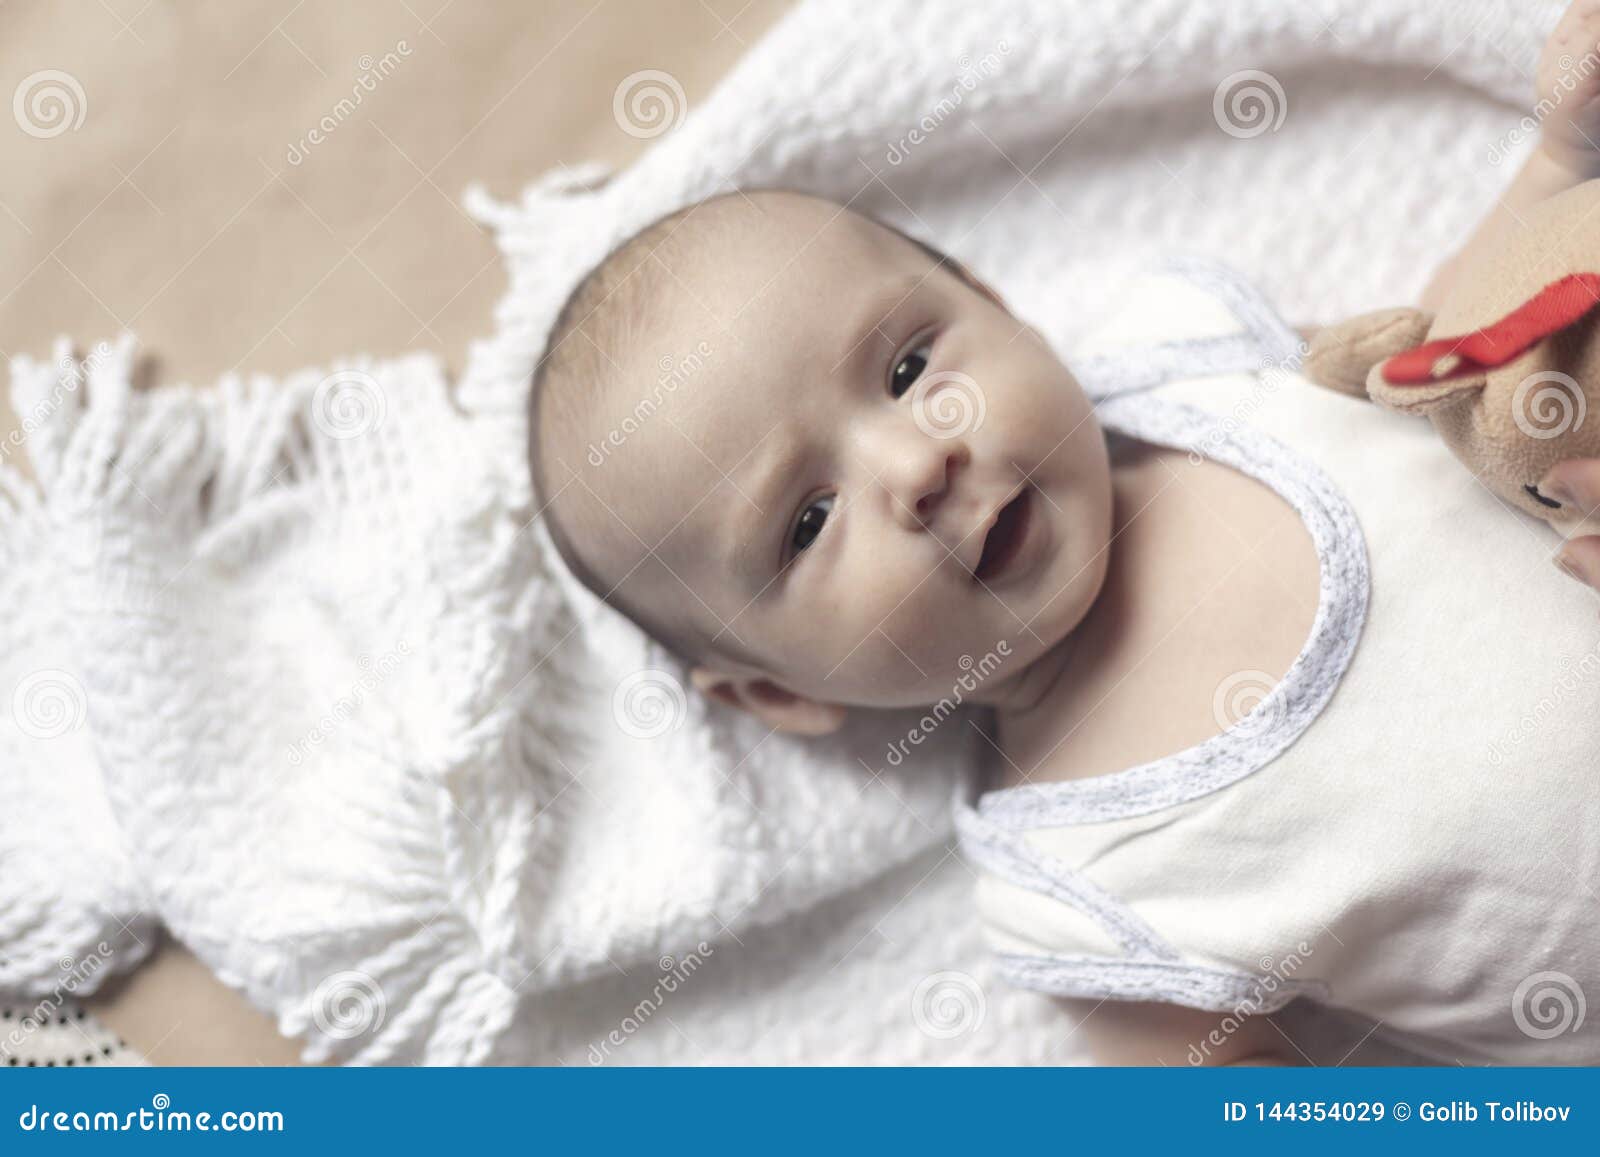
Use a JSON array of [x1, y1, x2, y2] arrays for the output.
[[558, 194, 1112, 710]]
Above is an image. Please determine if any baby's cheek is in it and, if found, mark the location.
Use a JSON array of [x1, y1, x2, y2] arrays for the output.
[[1003, 365, 1092, 443], [877, 590, 976, 674], [823, 628, 946, 705], [788, 592, 927, 695], [772, 594, 875, 674]]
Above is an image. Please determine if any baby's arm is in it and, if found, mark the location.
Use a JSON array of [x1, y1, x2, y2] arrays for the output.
[[1423, 1, 1600, 311], [1061, 998, 1295, 1066]]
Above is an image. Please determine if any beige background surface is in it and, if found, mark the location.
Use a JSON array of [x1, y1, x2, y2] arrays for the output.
[[1, 0, 789, 1064]]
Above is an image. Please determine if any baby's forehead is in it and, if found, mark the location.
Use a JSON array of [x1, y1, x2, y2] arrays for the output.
[[666, 195, 913, 329], [602, 197, 924, 429]]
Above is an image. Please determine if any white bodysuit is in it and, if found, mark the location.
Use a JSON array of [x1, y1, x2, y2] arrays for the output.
[[956, 260, 1600, 1065]]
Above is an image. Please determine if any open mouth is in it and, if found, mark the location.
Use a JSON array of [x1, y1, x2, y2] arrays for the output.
[[974, 487, 1032, 583]]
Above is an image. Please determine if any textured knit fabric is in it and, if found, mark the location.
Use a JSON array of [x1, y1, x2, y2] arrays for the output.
[[959, 264, 1600, 1065], [0, 0, 1569, 1065], [0, 337, 967, 1065]]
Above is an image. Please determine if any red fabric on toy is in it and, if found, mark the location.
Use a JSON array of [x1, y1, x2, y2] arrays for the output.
[[1382, 272, 1600, 384]]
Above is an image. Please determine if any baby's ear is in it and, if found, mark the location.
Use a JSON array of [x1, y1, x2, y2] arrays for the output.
[[689, 667, 846, 735], [1303, 308, 1435, 399]]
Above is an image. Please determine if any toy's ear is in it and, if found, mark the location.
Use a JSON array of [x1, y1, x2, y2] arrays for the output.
[[1363, 273, 1600, 417], [1365, 360, 1487, 416], [1303, 308, 1434, 400]]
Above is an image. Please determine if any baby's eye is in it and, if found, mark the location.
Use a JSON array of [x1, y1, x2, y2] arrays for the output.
[[790, 493, 835, 555], [890, 341, 933, 398]]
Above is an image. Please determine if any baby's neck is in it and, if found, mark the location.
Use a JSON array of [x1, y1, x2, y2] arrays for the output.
[[976, 435, 1320, 792]]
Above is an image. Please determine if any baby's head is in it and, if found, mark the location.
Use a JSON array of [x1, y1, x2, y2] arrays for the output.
[[534, 190, 1112, 733]]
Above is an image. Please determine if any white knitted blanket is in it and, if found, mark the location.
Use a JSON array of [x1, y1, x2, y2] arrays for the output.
[[0, 0, 1559, 1064]]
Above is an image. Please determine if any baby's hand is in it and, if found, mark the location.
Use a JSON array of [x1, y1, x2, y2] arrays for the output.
[[1538, 2, 1600, 175], [1542, 459, 1600, 592]]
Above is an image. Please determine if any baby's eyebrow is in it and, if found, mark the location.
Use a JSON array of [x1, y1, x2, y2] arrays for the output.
[[831, 271, 927, 375], [726, 428, 805, 586]]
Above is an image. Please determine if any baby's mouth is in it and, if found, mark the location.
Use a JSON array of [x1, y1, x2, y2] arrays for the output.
[[974, 487, 1033, 584]]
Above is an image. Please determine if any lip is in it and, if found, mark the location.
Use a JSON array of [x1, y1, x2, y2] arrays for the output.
[[970, 484, 1040, 585]]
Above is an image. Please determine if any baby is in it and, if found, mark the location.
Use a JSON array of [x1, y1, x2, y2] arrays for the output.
[[534, 4, 1600, 1065]]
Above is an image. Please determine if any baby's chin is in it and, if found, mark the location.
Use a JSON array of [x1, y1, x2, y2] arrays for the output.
[[1040, 555, 1111, 637], [847, 541, 1110, 707], [989, 539, 1111, 660]]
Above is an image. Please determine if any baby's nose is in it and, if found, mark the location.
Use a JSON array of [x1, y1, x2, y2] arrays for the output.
[[885, 438, 969, 532]]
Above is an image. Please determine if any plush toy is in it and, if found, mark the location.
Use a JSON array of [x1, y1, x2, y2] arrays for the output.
[[1303, 180, 1600, 540]]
